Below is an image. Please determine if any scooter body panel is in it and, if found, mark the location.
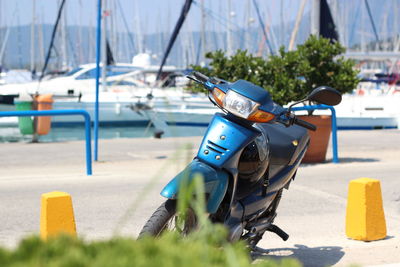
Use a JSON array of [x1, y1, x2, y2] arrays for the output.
[[160, 159, 229, 214], [240, 147, 306, 219], [197, 113, 260, 169]]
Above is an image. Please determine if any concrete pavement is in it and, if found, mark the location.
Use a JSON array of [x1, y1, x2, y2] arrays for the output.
[[0, 130, 399, 266]]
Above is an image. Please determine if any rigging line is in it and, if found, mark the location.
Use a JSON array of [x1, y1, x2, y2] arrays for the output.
[[192, 1, 242, 30], [364, 0, 379, 43], [252, 0, 274, 55], [156, 0, 193, 82], [39, 0, 67, 82], [191, 0, 247, 46], [349, 2, 361, 47], [265, 4, 278, 51], [0, 8, 18, 64], [66, 26, 79, 67], [195, 36, 202, 65], [16, 3, 23, 68], [116, 0, 136, 52]]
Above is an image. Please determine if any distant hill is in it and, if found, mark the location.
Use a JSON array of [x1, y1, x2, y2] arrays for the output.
[[0, 0, 397, 70], [0, 21, 311, 70]]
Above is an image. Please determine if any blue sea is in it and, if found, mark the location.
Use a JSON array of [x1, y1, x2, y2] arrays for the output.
[[0, 125, 208, 143]]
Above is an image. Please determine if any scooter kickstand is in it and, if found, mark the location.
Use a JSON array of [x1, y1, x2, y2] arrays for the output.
[[267, 224, 289, 241]]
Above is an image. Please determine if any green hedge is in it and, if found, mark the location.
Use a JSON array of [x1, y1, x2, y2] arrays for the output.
[[189, 35, 359, 106]]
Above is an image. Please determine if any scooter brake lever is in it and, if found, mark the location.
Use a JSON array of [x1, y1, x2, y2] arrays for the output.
[[278, 111, 294, 127], [186, 75, 203, 84], [209, 77, 221, 84]]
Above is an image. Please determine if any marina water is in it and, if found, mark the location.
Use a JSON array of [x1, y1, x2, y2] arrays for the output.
[[0, 125, 207, 143]]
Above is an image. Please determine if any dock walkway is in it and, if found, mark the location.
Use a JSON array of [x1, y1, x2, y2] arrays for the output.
[[1, 130, 400, 267]]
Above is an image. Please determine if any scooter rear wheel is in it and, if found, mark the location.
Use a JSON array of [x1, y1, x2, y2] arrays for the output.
[[138, 199, 197, 237]]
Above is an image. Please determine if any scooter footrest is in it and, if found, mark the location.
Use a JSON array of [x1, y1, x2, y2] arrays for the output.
[[267, 224, 289, 241]]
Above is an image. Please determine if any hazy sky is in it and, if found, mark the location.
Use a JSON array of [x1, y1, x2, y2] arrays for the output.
[[0, 0, 307, 34]]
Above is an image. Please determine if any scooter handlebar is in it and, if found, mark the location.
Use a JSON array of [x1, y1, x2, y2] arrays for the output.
[[193, 71, 209, 83], [294, 117, 317, 131]]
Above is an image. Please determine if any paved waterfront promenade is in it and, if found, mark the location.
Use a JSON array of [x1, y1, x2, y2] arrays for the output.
[[1, 130, 399, 267]]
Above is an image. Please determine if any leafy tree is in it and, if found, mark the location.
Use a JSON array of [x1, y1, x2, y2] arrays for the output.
[[189, 35, 359, 106]]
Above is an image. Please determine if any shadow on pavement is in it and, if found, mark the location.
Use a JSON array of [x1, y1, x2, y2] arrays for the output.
[[300, 157, 379, 167], [252, 244, 344, 267], [336, 157, 379, 163]]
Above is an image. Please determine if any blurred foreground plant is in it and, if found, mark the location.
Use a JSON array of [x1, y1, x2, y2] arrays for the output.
[[0, 233, 301, 267]]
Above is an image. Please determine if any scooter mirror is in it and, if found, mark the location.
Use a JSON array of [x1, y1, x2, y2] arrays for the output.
[[307, 86, 342, 106]]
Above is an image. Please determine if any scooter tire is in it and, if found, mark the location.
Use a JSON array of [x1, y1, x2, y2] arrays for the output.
[[138, 199, 197, 238]]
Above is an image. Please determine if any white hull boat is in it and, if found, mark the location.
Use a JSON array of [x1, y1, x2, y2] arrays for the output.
[[1, 64, 400, 130], [2, 92, 399, 130], [0, 89, 218, 128]]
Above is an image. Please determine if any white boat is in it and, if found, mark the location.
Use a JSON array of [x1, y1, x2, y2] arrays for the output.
[[1, 62, 400, 131], [0, 69, 32, 86], [0, 63, 172, 98], [0, 91, 216, 133], [335, 94, 400, 129], [0, 61, 216, 129], [0, 71, 5, 85]]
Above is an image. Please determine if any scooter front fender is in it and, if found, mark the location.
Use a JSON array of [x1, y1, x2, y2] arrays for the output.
[[160, 159, 229, 214]]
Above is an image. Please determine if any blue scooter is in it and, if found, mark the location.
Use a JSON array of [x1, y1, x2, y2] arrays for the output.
[[140, 72, 341, 248]]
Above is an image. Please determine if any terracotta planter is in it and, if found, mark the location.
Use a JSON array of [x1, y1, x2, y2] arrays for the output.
[[298, 115, 331, 163]]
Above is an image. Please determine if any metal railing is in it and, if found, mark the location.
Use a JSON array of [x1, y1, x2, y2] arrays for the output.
[[0, 109, 92, 175], [292, 104, 339, 163]]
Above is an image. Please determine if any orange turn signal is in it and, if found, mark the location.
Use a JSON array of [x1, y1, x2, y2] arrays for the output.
[[212, 87, 226, 106], [248, 109, 275, 123]]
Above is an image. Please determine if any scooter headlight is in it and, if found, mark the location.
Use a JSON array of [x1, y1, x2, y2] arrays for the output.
[[223, 90, 258, 118], [211, 88, 275, 123]]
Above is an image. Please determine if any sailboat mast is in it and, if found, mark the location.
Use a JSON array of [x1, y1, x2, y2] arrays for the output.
[[289, 0, 307, 51], [16, 4, 23, 68], [244, 0, 251, 51], [101, 0, 108, 92], [77, 0, 84, 65], [311, 0, 320, 35], [110, 0, 117, 61], [60, 0, 68, 70], [157, 9, 163, 61], [361, 1, 366, 52], [0, 9, 16, 65], [393, 0, 398, 53], [280, 0, 284, 46], [31, 0, 36, 74], [39, 0, 66, 80], [89, 12, 95, 63], [200, 0, 206, 63], [134, 0, 143, 54], [227, 0, 233, 56], [38, 7, 45, 71], [186, 19, 196, 64]]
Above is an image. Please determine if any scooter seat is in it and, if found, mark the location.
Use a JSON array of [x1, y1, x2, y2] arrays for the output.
[[260, 123, 309, 166]]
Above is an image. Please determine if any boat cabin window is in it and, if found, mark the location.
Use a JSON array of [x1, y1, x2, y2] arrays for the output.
[[75, 66, 139, 80], [101, 80, 138, 86], [65, 67, 83, 76]]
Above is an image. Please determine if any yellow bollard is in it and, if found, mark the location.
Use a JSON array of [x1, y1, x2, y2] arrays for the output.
[[40, 191, 77, 240], [345, 178, 386, 241]]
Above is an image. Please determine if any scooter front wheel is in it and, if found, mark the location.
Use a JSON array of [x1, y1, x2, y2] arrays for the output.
[[138, 199, 197, 238]]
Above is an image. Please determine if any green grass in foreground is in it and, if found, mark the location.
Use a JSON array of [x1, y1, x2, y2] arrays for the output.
[[0, 232, 301, 267]]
